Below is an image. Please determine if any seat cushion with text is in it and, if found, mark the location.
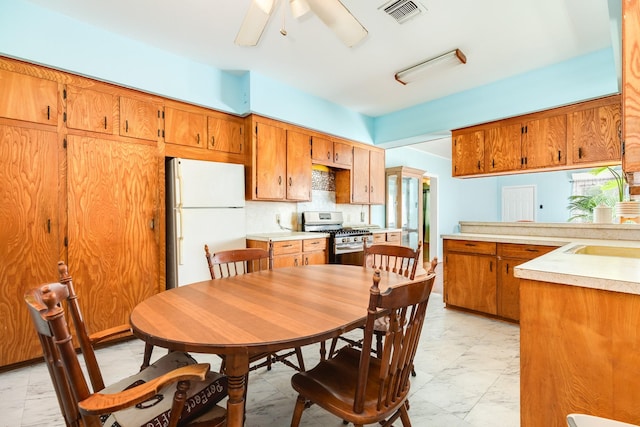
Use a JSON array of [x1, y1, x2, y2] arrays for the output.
[[102, 352, 227, 427]]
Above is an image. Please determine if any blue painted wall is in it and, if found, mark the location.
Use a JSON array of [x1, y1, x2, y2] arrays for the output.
[[0, 0, 620, 251]]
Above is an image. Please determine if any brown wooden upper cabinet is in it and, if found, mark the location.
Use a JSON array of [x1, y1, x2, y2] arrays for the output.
[[65, 85, 114, 134], [248, 117, 311, 201], [568, 98, 621, 164], [207, 113, 244, 154], [311, 136, 353, 168], [119, 95, 159, 141], [521, 114, 567, 169], [0, 69, 58, 125], [164, 106, 206, 148], [623, 0, 640, 177], [452, 130, 485, 176], [286, 129, 312, 201], [336, 145, 385, 205], [452, 95, 621, 178]]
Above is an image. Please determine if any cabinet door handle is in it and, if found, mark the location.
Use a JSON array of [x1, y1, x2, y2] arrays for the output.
[[197, 133, 200, 144], [477, 160, 481, 170], [289, 177, 292, 186], [211, 136, 215, 147], [578, 147, 582, 159], [489, 261, 493, 272], [506, 263, 509, 274], [294, 258, 299, 267], [305, 257, 309, 265], [47, 105, 50, 120], [278, 176, 282, 185], [104, 116, 107, 129], [327, 151, 331, 160], [335, 153, 339, 162], [125, 120, 129, 133], [47, 218, 51, 234], [365, 185, 368, 193]]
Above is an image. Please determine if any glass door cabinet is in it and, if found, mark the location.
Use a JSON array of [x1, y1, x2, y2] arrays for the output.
[[385, 166, 425, 252]]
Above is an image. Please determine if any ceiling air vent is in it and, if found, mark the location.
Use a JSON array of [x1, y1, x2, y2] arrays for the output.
[[379, 0, 425, 24]]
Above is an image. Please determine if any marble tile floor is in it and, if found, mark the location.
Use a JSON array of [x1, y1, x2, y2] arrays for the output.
[[1, 292, 521, 427]]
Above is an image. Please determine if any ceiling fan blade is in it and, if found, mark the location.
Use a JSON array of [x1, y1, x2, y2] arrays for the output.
[[235, 0, 276, 46], [306, 0, 368, 47]]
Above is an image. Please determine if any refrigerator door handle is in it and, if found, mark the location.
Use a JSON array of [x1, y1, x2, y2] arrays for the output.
[[177, 206, 184, 265], [177, 161, 185, 265]]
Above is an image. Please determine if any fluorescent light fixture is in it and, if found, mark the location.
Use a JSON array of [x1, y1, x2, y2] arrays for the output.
[[395, 48, 467, 85]]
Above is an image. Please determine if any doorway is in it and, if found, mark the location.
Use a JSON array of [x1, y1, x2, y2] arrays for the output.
[[502, 185, 536, 222], [422, 173, 438, 261]]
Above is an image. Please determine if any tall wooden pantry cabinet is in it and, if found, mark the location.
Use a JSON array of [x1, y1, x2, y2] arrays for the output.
[[0, 57, 163, 367]]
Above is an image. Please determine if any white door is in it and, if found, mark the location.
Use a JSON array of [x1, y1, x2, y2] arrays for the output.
[[502, 185, 536, 222]]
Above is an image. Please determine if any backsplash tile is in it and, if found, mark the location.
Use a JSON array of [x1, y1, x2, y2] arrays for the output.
[[245, 170, 372, 234]]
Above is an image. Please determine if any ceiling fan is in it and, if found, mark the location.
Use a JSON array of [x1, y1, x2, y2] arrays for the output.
[[235, 0, 368, 48]]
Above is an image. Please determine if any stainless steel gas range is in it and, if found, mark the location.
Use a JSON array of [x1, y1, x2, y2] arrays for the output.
[[301, 211, 373, 265]]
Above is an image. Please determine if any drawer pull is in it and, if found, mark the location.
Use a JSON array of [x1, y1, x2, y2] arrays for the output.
[[525, 248, 539, 252], [464, 243, 477, 247]]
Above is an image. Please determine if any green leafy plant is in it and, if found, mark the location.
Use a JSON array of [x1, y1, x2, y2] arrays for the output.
[[591, 166, 626, 202]]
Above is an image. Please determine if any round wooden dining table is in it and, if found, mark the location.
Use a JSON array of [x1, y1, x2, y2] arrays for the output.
[[129, 264, 416, 427]]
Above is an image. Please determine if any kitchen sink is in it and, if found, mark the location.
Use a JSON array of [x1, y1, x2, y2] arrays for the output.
[[564, 245, 640, 259]]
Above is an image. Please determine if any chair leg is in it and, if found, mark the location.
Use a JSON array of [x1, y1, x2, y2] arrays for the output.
[[295, 347, 305, 372], [267, 353, 272, 371], [328, 337, 339, 359], [375, 333, 383, 358], [290, 395, 306, 427], [140, 342, 154, 371], [319, 341, 326, 361], [399, 401, 412, 426]]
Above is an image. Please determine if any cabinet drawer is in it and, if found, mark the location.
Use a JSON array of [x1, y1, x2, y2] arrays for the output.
[[272, 240, 302, 255], [498, 243, 556, 259], [386, 232, 401, 243], [445, 239, 496, 255], [372, 233, 386, 243], [302, 238, 326, 252]]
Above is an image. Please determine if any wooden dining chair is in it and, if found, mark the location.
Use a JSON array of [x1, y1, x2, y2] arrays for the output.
[[328, 242, 424, 360], [24, 281, 227, 427], [290, 268, 436, 427], [204, 244, 305, 373], [56, 261, 155, 387]]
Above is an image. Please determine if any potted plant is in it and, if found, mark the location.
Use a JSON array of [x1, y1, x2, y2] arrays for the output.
[[567, 166, 627, 222], [592, 166, 640, 223]]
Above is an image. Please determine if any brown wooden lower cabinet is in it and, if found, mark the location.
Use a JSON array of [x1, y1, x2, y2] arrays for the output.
[[247, 238, 327, 268], [444, 239, 556, 321], [520, 279, 640, 427]]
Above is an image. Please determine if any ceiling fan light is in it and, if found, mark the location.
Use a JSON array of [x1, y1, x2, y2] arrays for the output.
[[254, 0, 275, 14], [395, 48, 467, 85], [290, 0, 311, 19], [306, 0, 368, 47], [235, 0, 274, 46]]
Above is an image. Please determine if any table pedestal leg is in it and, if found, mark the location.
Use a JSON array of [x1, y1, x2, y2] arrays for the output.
[[225, 352, 249, 427]]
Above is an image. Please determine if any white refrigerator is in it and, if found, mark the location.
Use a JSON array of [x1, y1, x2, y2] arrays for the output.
[[166, 158, 246, 288]]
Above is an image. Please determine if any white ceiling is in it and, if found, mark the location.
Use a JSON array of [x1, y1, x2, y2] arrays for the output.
[[26, 0, 615, 158]]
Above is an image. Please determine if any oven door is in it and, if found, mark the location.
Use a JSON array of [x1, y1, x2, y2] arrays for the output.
[[332, 239, 368, 266], [334, 250, 364, 266]]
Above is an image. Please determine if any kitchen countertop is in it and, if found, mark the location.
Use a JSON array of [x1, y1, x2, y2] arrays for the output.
[[245, 231, 329, 242], [442, 223, 640, 296], [514, 240, 640, 295]]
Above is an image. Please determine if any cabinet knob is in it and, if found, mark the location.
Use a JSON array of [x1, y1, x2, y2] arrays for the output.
[[327, 151, 331, 160]]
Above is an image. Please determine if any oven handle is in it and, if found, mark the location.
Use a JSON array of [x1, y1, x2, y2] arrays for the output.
[[335, 244, 365, 254]]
